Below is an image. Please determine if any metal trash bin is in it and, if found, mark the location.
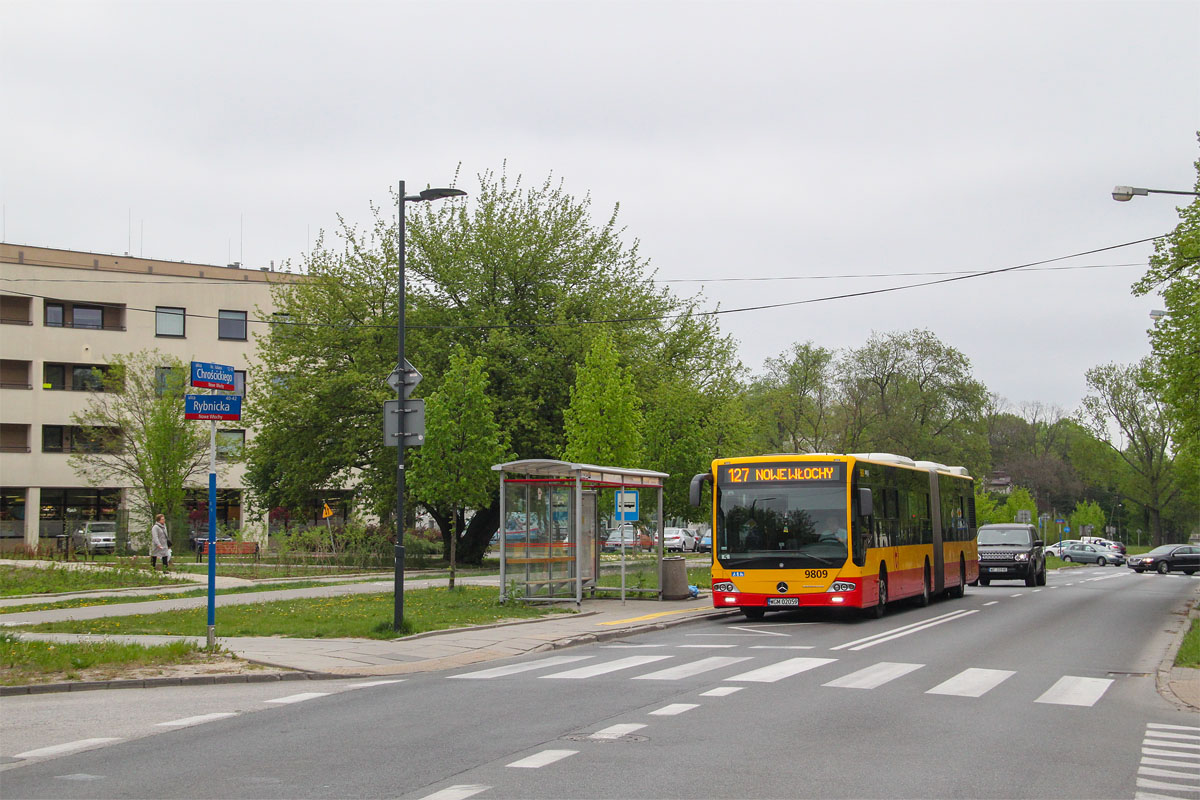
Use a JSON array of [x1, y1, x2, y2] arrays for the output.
[[662, 555, 690, 600]]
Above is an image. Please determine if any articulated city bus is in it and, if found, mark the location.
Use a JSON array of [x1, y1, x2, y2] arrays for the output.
[[689, 453, 977, 619]]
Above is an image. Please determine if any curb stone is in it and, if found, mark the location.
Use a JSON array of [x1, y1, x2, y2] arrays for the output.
[[0, 669, 354, 696]]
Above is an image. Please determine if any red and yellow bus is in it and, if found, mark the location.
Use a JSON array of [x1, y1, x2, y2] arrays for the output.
[[689, 453, 977, 619]]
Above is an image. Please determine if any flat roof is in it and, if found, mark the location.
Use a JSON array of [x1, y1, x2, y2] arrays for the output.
[[493, 459, 668, 486]]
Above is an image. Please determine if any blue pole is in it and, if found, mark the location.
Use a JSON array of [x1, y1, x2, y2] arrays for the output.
[[207, 422, 216, 648]]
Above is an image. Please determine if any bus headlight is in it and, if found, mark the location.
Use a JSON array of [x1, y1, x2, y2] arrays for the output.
[[713, 581, 739, 593], [828, 581, 856, 593]]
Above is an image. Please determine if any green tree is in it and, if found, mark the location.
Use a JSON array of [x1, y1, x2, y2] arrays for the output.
[[1078, 359, 1181, 546], [747, 342, 838, 454], [68, 350, 213, 530], [408, 349, 509, 588], [998, 487, 1039, 525], [1132, 136, 1200, 468], [1068, 500, 1106, 540], [562, 332, 644, 466], [973, 486, 1007, 526]]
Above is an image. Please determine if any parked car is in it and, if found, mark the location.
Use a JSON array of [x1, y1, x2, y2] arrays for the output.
[[603, 525, 653, 552], [71, 521, 117, 554], [663, 527, 697, 552], [1127, 544, 1199, 575], [697, 532, 712, 553], [976, 523, 1046, 587], [1060, 542, 1125, 566], [1044, 539, 1082, 558], [1083, 536, 1126, 555]]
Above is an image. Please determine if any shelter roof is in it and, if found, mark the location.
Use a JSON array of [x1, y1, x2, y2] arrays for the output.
[[492, 459, 668, 487]]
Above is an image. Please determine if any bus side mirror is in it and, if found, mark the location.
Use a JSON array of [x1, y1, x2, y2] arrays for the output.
[[689, 473, 712, 508], [858, 487, 873, 517]]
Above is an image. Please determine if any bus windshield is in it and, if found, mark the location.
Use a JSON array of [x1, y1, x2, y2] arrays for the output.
[[716, 484, 847, 569]]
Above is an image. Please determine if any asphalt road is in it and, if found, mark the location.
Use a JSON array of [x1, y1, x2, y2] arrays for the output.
[[3, 567, 1197, 799]]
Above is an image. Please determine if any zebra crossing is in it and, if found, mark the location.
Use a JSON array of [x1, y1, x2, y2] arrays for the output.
[[1134, 723, 1200, 799], [448, 649, 1114, 707]]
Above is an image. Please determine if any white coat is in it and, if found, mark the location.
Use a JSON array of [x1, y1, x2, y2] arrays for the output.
[[150, 521, 170, 558]]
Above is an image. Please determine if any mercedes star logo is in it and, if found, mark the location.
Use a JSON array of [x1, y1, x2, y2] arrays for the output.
[[777, 581, 788, 593]]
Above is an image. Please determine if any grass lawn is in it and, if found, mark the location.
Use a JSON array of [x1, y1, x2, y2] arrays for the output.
[[594, 565, 712, 591], [0, 564, 193, 596], [0, 579, 368, 615], [0, 633, 210, 686], [1176, 617, 1200, 669], [15, 585, 567, 639]]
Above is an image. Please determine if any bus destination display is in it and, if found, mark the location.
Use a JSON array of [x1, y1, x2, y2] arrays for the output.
[[718, 462, 844, 485]]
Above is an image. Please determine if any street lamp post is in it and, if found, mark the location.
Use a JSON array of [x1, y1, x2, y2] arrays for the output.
[[395, 180, 466, 631], [1111, 185, 1200, 202]]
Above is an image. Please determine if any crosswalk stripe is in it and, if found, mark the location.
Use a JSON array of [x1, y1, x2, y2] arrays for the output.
[[1136, 777, 1200, 792], [507, 750, 577, 768], [1144, 748, 1200, 760], [1136, 792, 1197, 800], [632, 656, 751, 681], [418, 785, 490, 800], [727, 657, 836, 683], [1034, 676, 1113, 707], [650, 703, 699, 716], [1145, 737, 1200, 749], [823, 662, 923, 689], [1138, 765, 1200, 779], [591, 723, 646, 740], [1148, 723, 1200, 732], [449, 655, 592, 679], [1146, 732, 1200, 742], [541, 655, 671, 679], [1141, 756, 1200, 769], [926, 668, 1015, 697]]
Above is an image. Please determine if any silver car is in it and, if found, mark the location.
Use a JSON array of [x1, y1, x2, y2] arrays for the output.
[[1060, 542, 1124, 566]]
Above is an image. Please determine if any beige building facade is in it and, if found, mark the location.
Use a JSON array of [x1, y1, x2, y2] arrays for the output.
[[0, 242, 291, 552]]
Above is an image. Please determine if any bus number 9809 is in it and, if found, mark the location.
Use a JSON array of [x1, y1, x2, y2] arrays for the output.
[[804, 569, 828, 579]]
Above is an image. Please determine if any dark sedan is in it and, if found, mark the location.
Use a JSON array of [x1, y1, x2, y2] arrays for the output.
[[1127, 544, 1200, 575]]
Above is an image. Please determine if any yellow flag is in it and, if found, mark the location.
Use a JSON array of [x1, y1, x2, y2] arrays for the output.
[[322, 502, 334, 519]]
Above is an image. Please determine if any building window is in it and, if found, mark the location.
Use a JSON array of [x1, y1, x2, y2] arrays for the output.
[[215, 370, 246, 397], [43, 364, 65, 391], [42, 425, 65, 452], [155, 366, 186, 397], [72, 365, 105, 392], [45, 303, 64, 327], [218, 310, 247, 341], [216, 429, 245, 461], [72, 306, 104, 330], [156, 306, 186, 337]]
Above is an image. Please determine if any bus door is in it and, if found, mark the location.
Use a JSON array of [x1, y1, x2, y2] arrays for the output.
[[926, 468, 945, 594]]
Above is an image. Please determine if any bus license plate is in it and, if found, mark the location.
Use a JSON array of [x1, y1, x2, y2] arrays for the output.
[[767, 597, 799, 606]]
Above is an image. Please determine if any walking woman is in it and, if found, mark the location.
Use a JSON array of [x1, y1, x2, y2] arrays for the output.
[[150, 513, 171, 572]]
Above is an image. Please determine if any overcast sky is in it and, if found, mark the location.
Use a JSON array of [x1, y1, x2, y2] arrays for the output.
[[3, 0, 1197, 416]]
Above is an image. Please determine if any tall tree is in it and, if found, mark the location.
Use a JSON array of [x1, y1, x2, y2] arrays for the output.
[[408, 349, 508, 587], [1132, 136, 1200, 468], [1077, 359, 1181, 546], [562, 332, 644, 467], [748, 342, 838, 454], [69, 350, 213, 528]]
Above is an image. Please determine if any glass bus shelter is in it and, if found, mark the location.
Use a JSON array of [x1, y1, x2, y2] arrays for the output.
[[492, 459, 669, 606]]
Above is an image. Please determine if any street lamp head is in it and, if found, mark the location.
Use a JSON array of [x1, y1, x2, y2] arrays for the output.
[[416, 187, 467, 202], [1112, 185, 1144, 202], [1150, 309, 1168, 321]]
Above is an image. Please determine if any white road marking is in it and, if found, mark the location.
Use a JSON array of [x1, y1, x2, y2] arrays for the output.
[[600, 644, 664, 649], [590, 723, 646, 739], [749, 645, 815, 650], [926, 668, 1015, 697], [265, 692, 330, 705], [507, 750, 577, 768], [822, 661, 923, 689], [835, 610, 979, 651], [541, 655, 671, 679], [1137, 777, 1200, 793], [678, 644, 738, 648], [1035, 676, 1113, 707], [418, 785, 490, 800], [1147, 723, 1200, 732], [15, 738, 122, 758], [728, 625, 790, 637], [1137, 765, 1200, 779], [1144, 748, 1200, 759], [650, 703, 699, 716], [1009, 593, 1023, 598], [449, 655, 593, 679], [727, 657, 836, 683], [633, 656, 751, 681], [700, 686, 743, 696], [1140, 756, 1200, 769], [1145, 734, 1200, 745], [157, 712, 238, 727], [983, 601, 1000, 606], [346, 679, 406, 688]]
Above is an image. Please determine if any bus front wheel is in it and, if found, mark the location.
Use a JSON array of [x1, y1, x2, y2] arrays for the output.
[[865, 569, 887, 619]]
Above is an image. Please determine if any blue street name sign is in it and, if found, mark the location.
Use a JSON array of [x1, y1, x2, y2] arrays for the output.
[[191, 361, 236, 391], [185, 394, 242, 420]]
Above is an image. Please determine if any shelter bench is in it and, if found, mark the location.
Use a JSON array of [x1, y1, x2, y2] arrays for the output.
[[196, 541, 260, 561]]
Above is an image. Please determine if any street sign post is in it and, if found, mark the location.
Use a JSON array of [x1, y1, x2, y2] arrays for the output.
[[383, 398, 425, 447], [188, 361, 241, 650]]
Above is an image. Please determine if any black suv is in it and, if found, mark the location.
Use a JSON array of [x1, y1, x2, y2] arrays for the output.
[[976, 523, 1046, 587]]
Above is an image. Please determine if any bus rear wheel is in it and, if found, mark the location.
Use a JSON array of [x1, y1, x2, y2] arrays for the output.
[[949, 558, 966, 598], [917, 564, 931, 607], [741, 607, 765, 620]]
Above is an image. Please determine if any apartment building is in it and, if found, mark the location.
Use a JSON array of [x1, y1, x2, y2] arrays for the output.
[[0, 242, 293, 552]]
